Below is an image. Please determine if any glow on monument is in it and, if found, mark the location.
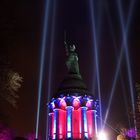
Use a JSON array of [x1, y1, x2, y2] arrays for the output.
[[48, 95, 98, 139]]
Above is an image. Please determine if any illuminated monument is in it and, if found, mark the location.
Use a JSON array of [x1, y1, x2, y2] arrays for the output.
[[48, 41, 98, 139]]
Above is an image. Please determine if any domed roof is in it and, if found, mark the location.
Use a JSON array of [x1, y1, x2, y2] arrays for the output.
[[57, 73, 89, 96]]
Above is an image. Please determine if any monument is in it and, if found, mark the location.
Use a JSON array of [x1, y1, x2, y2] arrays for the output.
[[48, 40, 98, 139]]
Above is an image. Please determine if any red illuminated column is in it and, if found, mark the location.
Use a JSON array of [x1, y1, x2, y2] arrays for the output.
[[53, 109, 66, 139], [72, 109, 82, 139], [87, 110, 97, 138], [58, 109, 66, 139]]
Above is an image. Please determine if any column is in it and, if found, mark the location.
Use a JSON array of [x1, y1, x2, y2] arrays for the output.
[[87, 110, 97, 138], [66, 106, 73, 139], [53, 109, 59, 139], [48, 112, 54, 139], [93, 110, 97, 135], [81, 107, 88, 139]]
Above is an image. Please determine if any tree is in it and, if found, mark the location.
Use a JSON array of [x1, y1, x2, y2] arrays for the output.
[[0, 58, 23, 108]]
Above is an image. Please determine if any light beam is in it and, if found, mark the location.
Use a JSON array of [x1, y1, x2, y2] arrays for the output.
[[116, 0, 136, 127], [104, 0, 135, 125], [105, 7, 132, 127], [97, 131, 108, 140], [35, 0, 50, 139], [89, 0, 103, 128], [46, 1, 57, 139]]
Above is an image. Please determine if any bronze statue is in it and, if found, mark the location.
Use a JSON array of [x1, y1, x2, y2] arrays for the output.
[[64, 41, 80, 75]]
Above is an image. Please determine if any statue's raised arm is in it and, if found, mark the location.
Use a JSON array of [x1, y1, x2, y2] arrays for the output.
[[64, 31, 69, 56], [64, 41, 69, 56]]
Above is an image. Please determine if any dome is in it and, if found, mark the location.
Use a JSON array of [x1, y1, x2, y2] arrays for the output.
[[57, 73, 89, 96]]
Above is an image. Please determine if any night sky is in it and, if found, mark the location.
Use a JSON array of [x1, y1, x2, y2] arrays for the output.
[[0, 0, 140, 139]]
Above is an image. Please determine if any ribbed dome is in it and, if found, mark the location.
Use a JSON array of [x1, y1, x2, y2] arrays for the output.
[[57, 73, 89, 96]]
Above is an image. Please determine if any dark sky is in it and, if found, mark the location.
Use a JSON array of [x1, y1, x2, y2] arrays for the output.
[[0, 0, 140, 139]]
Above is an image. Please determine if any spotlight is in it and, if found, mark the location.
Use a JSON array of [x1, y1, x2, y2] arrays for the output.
[[97, 131, 108, 140]]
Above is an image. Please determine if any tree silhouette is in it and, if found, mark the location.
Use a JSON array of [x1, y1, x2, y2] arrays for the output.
[[0, 58, 23, 108]]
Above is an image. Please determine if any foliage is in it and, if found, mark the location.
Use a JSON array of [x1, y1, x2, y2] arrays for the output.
[[0, 70, 23, 108]]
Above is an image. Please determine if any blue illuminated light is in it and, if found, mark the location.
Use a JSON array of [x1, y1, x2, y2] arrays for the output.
[[85, 133, 88, 138], [35, 0, 50, 139], [66, 106, 73, 138], [46, 2, 57, 139], [89, 0, 102, 127], [104, 0, 136, 128], [94, 110, 98, 135], [67, 132, 71, 138], [53, 109, 57, 137], [67, 108, 72, 131], [67, 115, 71, 131], [83, 109, 88, 132], [47, 0, 57, 100], [53, 135, 56, 139], [81, 107, 88, 138], [116, 0, 136, 126], [103, 2, 125, 128], [104, 49, 123, 125]]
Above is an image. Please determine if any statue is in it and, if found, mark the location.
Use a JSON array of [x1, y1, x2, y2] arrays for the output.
[[64, 41, 80, 75]]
